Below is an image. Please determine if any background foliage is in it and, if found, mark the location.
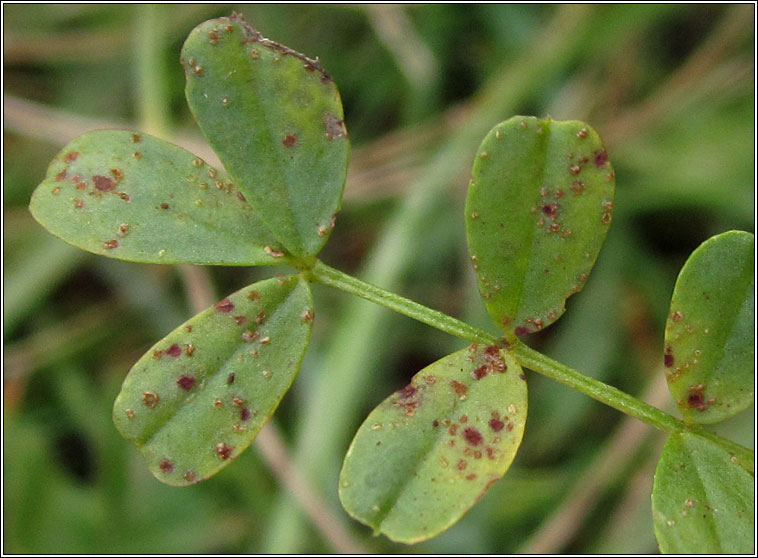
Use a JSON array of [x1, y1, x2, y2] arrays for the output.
[[3, 4, 754, 553]]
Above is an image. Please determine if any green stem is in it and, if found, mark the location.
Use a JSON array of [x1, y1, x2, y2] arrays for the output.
[[308, 259, 754, 472]]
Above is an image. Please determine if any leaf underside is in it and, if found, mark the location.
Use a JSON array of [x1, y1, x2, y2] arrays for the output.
[[664, 230, 754, 423], [29, 130, 289, 265], [339, 345, 528, 544], [652, 432, 754, 554], [465, 116, 615, 339], [182, 14, 349, 258], [113, 275, 313, 486]]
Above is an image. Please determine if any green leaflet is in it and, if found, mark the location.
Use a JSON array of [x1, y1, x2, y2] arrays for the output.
[[339, 345, 528, 543], [182, 14, 349, 258], [465, 116, 615, 339], [29, 131, 290, 265], [652, 432, 754, 554], [664, 231, 754, 423], [113, 275, 313, 486]]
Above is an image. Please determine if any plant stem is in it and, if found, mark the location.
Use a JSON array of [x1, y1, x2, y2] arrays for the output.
[[308, 259, 754, 472]]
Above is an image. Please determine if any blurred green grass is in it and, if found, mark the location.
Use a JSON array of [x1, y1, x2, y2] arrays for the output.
[[3, 4, 754, 554]]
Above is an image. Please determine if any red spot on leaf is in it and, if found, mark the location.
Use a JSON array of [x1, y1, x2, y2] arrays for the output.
[[241, 408, 251, 422], [166, 343, 182, 357], [432, 420, 439, 427], [227, 373, 236, 385], [214, 298, 235, 313], [177, 375, 195, 390], [215, 443, 233, 460], [489, 418, 505, 432], [463, 427, 483, 446], [594, 150, 609, 167], [514, 326, 530, 337], [93, 175, 115, 191], [399, 385, 417, 398], [472, 365, 489, 380]]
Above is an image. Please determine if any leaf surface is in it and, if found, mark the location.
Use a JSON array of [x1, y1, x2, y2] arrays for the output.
[[652, 432, 754, 554], [339, 345, 527, 543], [182, 14, 349, 258], [664, 231, 754, 423], [465, 116, 615, 338], [113, 275, 313, 485], [29, 130, 290, 265]]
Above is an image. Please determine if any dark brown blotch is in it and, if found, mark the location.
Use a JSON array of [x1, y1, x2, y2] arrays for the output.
[[450, 380, 468, 397], [215, 442, 233, 460], [93, 175, 115, 192], [282, 134, 297, 148], [177, 375, 195, 391], [463, 427, 483, 446], [489, 418, 505, 432], [159, 459, 174, 473]]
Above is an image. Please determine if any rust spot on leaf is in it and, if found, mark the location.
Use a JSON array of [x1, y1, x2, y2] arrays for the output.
[[463, 427, 483, 446], [324, 113, 347, 140], [177, 375, 195, 391], [63, 152, 79, 163], [215, 442, 233, 460], [472, 364, 489, 380], [103, 239, 119, 249], [131, 134, 141, 143], [166, 343, 182, 357], [450, 380, 468, 397], [214, 298, 235, 313], [234, 316, 247, 326], [457, 459, 467, 470], [282, 134, 297, 147], [93, 175, 115, 191], [183, 470, 196, 482], [594, 150, 609, 167], [142, 392, 159, 408], [159, 459, 174, 473], [489, 418, 505, 432]]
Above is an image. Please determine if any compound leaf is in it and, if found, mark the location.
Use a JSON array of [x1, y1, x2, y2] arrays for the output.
[[113, 275, 313, 485], [466, 116, 615, 339], [29, 130, 290, 265], [652, 432, 754, 554], [339, 344, 528, 543], [664, 230, 754, 423], [182, 14, 349, 258]]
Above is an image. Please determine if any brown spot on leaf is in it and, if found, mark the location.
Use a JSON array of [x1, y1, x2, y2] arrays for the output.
[[215, 442, 233, 460], [93, 175, 115, 191], [568, 165, 582, 176], [55, 169, 68, 182], [576, 128, 588, 139], [177, 375, 195, 391], [247, 290, 260, 301], [472, 364, 489, 380], [324, 113, 347, 140], [159, 459, 174, 473], [489, 418, 505, 432], [542, 203, 559, 216], [432, 420, 439, 427], [241, 408, 251, 422], [63, 152, 79, 163], [242, 330, 259, 343], [214, 298, 235, 313], [142, 391, 159, 408], [514, 326, 530, 337], [264, 246, 285, 258], [131, 134, 141, 143], [164, 343, 180, 357], [457, 459, 467, 470], [463, 427, 483, 446], [185, 344, 195, 356], [282, 134, 297, 147], [594, 150, 609, 167], [234, 316, 247, 326], [450, 380, 468, 397], [183, 470, 196, 482], [103, 239, 119, 249], [227, 373, 236, 385]]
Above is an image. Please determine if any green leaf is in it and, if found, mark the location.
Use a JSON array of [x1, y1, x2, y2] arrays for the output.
[[664, 231, 754, 423], [339, 344, 528, 543], [652, 432, 754, 554], [465, 116, 615, 338], [29, 130, 290, 265], [182, 14, 349, 258], [112, 275, 313, 485]]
